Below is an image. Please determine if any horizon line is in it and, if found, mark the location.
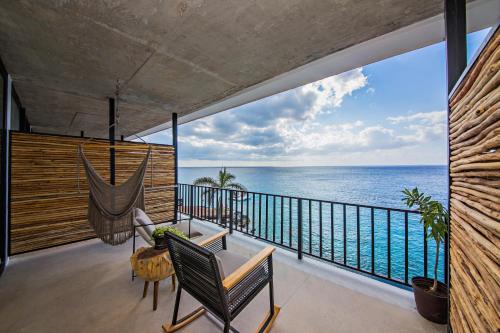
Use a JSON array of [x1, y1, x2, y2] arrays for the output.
[[179, 164, 448, 168]]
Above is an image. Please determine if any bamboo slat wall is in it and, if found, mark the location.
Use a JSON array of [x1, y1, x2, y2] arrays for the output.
[[449, 29, 499, 333], [9, 132, 175, 254]]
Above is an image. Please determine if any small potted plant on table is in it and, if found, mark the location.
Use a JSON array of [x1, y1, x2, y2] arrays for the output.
[[152, 226, 188, 250], [402, 187, 449, 324]]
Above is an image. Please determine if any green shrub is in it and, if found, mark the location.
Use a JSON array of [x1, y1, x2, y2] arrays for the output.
[[152, 226, 188, 240], [402, 187, 449, 292]]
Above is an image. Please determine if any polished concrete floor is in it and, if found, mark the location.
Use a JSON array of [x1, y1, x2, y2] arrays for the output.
[[0, 221, 445, 333]]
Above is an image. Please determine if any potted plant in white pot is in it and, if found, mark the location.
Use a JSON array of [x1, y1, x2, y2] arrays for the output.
[[402, 187, 449, 324]]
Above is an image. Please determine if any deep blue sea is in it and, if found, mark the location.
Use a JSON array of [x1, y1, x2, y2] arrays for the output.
[[179, 166, 448, 284]]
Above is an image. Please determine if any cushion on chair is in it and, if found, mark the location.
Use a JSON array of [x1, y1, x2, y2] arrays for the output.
[[133, 208, 154, 246], [215, 250, 247, 279]]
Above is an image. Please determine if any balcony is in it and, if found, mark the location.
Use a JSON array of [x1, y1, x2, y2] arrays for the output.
[[0, 219, 444, 333], [0, 2, 497, 332]]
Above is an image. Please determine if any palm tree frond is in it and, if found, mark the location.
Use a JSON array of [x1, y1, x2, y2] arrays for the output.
[[218, 167, 236, 188], [194, 168, 246, 193], [193, 177, 219, 188]]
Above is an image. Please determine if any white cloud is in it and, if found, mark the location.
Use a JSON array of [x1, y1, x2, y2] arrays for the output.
[[143, 68, 446, 166], [174, 108, 447, 163], [302, 68, 368, 116], [387, 111, 446, 125], [386, 110, 447, 144]]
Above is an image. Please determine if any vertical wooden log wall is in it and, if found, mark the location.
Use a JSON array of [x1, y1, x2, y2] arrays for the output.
[[449, 29, 499, 333], [9, 132, 175, 254]]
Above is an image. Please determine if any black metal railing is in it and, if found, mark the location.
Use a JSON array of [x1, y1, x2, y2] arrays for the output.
[[177, 183, 445, 287]]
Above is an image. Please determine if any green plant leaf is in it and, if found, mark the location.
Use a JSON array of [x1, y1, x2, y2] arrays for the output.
[[402, 187, 448, 286], [152, 226, 188, 240]]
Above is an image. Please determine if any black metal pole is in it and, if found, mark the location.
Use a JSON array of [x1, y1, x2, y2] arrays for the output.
[[0, 72, 12, 275], [132, 226, 136, 281], [445, 0, 466, 329], [109, 98, 116, 185], [19, 107, 27, 132], [445, 0, 467, 94], [297, 199, 303, 260], [190, 185, 194, 220], [80, 131, 84, 138], [172, 113, 178, 223], [445, 0, 466, 284], [229, 190, 233, 234]]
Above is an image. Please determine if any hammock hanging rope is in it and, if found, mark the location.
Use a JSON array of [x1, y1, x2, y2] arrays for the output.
[[78, 146, 151, 245]]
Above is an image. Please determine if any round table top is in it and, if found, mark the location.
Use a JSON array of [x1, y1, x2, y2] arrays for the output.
[[136, 247, 168, 260]]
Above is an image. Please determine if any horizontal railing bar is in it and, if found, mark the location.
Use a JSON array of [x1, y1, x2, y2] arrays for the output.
[[177, 183, 419, 214], [305, 252, 410, 287]]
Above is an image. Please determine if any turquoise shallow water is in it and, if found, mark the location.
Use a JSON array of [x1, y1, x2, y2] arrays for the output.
[[179, 166, 447, 284]]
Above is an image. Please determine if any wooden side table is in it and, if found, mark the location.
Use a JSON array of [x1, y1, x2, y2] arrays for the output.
[[130, 247, 175, 311]]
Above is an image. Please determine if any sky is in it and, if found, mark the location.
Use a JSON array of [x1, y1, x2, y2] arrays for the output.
[[143, 29, 491, 167]]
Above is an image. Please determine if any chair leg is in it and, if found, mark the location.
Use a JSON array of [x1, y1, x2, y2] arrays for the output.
[[143, 281, 149, 298], [162, 307, 206, 333], [153, 281, 159, 311], [162, 287, 206, 333], [255, 305, 280, 333], [269, 280, 275, 316], [224, 321, 231, 333], [172, 286, 182, 325], [171, 275, 176, 291], [255, 281, 280, 333]]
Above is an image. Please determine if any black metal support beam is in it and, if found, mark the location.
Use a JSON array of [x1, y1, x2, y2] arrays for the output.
[[0, 72, 12, 275], [445, 0, 466, 285], [445, 0, 467, 94], [172, 113, 178, 223], [19, 107, 28, 132], [445, 0, 466, 330], [109, 98, 116, 185]]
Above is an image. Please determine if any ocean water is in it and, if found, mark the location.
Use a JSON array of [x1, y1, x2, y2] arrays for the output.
[[179, 166, 448, 284]]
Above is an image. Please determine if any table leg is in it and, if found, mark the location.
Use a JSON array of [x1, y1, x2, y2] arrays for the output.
[[171, 275, 176, 291], [143, 281, 149, 298], [153, 281, 159, 311]]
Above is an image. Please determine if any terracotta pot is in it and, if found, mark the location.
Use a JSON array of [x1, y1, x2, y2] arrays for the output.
[[412, 277, 448, 324]]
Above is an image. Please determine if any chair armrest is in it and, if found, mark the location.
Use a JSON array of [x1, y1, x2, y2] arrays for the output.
[[222, 246, 275, 290], [198, 229, 229, 248]]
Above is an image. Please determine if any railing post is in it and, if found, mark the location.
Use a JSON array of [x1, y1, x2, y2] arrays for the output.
[[229, 190, 234, 234], [189, 185, 194, 220], [132, 225, 136, 281], [216, 188, 220, 225], [298, 198, 303, 260], [172, 113, 178, 223]]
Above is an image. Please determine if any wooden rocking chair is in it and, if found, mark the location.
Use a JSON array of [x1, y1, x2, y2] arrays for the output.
[[163, 229, 280, 333]]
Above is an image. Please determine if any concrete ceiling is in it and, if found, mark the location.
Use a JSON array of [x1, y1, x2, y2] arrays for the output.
[[0, 0, 483, 138]]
